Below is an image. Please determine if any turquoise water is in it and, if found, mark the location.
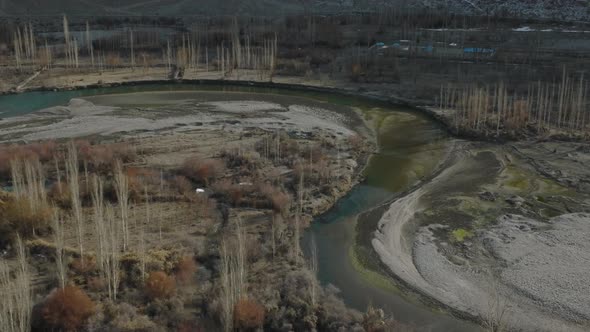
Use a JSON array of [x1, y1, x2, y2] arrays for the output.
[[0, 83, 479, 331]]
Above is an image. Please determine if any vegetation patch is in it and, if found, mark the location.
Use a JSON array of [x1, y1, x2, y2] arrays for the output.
[[451, 228, 473, 242]]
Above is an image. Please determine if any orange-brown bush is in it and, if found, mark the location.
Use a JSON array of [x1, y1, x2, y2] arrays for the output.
[[214, 179, 291, 212], [145, 271, 176, 300], [347, 134, 364, 152], [259, 183, 291, 213], [212, 179, 249, 206], [42, 285, 96, 331], [169, 175, 192, 195], [181, 157, 225, 185], [125, 167, 161, 201], [76, 140, 136, 172], [174, 255, 197, 285], [177, 321, 204, 332], [105, 52, 122, 68], [0, 197, 52, 245], [234, 298, 265, 330], [87, 276, 106, 292], [0, 141, 57, 178]]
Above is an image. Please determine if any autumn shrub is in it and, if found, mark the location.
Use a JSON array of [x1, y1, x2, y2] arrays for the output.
[[145, 271, 176, 300], [234, 298, 265, 330], [169, 175, 192, 195], [178, 321, 204, 332], [76, 140, 136, 172], [259, 184, 291, 213], [48, 182, 72, 208], [0, 141, 57, 178], [221, 149, 262, 172], [181, 157, 225, 185], [307, 143, 325, 163], [87, 276, 106, 292], [126, 167, 161, 196], [0, 197, 52, 246], [174, 255, 197, 285], [212, 179, 251, 206], [347, 134, 364, 152], [70, 256, 97, 275], [42, 285, 96, 331], [106, 52, 122, 68]]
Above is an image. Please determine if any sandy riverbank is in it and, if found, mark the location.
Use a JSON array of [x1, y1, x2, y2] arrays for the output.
[[373, 140, 590, 331]]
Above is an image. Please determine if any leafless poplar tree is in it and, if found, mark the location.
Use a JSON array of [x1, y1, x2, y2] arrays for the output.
[[91, 175, 107, 274], [66, 142, 84, 262], [52, 209, 67, 289], [104, 205, 121, 301], [86, 21, 94, 67], [0, 235, 32, 332], [219, 217, 247, 332], [114, 160, 130, 251]]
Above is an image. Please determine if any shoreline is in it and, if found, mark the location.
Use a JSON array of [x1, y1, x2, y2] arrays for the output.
[[0, 77, 477, 142], [4, 76, 589, 144]]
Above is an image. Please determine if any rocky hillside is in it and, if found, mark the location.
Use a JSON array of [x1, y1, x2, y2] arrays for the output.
[[0, 0, 588, 22]]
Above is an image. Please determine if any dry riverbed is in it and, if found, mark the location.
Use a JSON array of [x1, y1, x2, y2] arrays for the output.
[[373, 140, 590, 331]]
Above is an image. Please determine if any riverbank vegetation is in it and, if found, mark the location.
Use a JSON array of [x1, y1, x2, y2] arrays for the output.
[[0, 128, 400, 331], [439, 68, 589, 140]]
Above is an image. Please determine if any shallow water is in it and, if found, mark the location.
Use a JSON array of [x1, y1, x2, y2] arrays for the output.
[[0, 83, 479, 331], [304, 109, 479, 331]]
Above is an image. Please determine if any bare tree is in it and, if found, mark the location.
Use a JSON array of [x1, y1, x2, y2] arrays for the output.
[[91, 175, 106, 275], [11, 158, 46, 214], [130, 29, 135, 69], [114, 160, 130, 251], [0, 235, 32, 332], [66, 142, 84, 262], [63, 15, 71, 67], [104, 205, 121, 301], [52, 209, 67, 289], [219, 217, 247, 332], [86, 21, 94, 67], [308, 233, 318, 307]]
